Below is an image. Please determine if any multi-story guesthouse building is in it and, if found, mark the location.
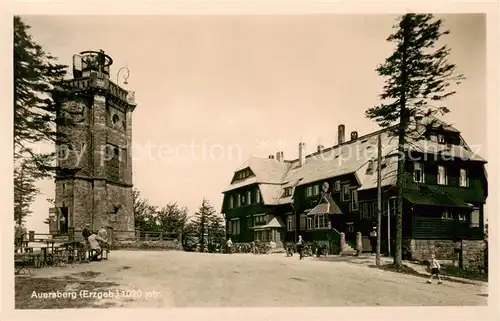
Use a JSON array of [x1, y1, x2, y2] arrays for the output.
[[221, 116, 487, 265]]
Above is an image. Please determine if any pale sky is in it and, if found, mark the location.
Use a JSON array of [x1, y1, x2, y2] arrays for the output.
[[20, 14, 486, 233]]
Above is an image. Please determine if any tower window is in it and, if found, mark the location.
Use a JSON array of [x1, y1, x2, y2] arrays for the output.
[[112, 114, 120, 124]]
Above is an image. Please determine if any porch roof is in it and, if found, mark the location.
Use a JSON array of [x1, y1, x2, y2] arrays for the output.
[[307, 193, 343, 215], [252, 216, 284, 230], [404, 187, 473, 210]]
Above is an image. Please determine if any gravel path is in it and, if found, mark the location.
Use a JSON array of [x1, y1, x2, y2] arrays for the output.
[[21, 250, 488, 307]]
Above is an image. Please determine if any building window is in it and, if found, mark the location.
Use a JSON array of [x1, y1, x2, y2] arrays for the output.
[[241, 195, 246, 205], [360, 202, 369, 219], [341, 185, 350, 202], [458, 213, 467, 222], [470, 208, 480, 227], [413, 162, 424, 183], [334, 180, 341, 192], [256, 189, 261, 203], [372, 202, 378, 218], [351, 189, 359, 211], [306, 186, 313, 197], [441, 210, 453, 220], [228, 195, 234, 209], [287, 216, 295, 231], [314, 214, 329, 229], [306, 217, 313, 230], [300, 214, 306, 230], [459, 169, 469, 187], [227, 220, 232, 234], [236, 194, 241, 207], [283, 187, 293, 197], [255, 230, 268, 242], [246, 190, 252, 205], [430, 134, 437, 142], [254, 214, 266, 226], [438, 134, 445, 144], [247, 216, 253, 228], [230, 219, 240, 235], [437, 165, 447, 185], [312, 185, 320, 196]]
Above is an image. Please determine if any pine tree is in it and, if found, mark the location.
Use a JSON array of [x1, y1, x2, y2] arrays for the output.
[[365, 14, 464, 267], [14, 160, 40, 224], [14, 16, 68, 177], [192, 198, 217, 252]]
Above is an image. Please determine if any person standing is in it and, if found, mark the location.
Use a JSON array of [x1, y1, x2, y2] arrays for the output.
[[226, 238, 233, 254], [369, 227, 377, 255], [427, 254, 443, 284], [297, 235, 304, 260]]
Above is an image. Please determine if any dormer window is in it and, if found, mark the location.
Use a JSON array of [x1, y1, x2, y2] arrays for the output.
[[438, 134, 445, 144], [283, 187, 293, 197], [312, 185, 320, 196], [235, 168, 252, 181]]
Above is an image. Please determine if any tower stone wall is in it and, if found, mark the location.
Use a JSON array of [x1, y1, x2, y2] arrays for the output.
[[51, 50, 136, 242]]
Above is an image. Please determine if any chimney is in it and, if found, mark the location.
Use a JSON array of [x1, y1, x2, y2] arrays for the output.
[[299, 142, 306, 167], [276, 151, 284, 163], [317, 144, 324, 153], [338, 124, 345, 145], [350, 131, 358, 141]]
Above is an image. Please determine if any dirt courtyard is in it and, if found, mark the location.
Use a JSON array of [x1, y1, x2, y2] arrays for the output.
[[15, 250, 488, 308]]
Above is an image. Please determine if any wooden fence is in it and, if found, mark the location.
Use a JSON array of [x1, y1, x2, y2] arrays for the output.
[[27, 229, 181, 244]]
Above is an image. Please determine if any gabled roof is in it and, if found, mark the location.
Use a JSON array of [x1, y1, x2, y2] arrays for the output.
[[308, 193, 343, 215], [222, 116, 486, 207]]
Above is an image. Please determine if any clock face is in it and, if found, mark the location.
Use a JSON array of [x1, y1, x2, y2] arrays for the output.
[[322, 182, 329, 192]]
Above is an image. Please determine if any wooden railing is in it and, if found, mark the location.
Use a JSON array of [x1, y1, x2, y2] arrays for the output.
[[29, 229, 182, 244]]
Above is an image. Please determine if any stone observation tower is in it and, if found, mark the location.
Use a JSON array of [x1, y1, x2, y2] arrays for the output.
[[49, 50, 136, 242]]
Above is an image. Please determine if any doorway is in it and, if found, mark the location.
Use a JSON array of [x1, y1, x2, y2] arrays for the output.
[[60, 207, 69, 235]]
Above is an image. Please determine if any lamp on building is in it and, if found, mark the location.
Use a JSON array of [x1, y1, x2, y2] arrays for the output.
[[116, 66, 130, 86]]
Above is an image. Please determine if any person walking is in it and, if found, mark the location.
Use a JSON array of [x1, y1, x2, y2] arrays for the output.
[[427, 254, 443, 284], [297, 235, 304, 260], [226, 238, 233, 254]]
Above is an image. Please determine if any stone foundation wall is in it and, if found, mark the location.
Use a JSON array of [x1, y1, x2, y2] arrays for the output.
[[409, 239, 486, 271], [409, 239, 459, 261], [462, 240, 486, 271]]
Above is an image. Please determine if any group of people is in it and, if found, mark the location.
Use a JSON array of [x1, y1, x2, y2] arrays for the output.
[[81, 224, 109, 261]]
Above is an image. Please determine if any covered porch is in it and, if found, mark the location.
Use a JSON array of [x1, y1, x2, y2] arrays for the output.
[[253, 216, 285, 247]]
